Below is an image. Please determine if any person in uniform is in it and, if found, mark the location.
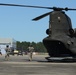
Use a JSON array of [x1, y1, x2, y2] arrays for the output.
[[0, 50, 2, 55], [0, 47, 2, 55], [5, 45, 11, 60], [28, 44, 34, 61]]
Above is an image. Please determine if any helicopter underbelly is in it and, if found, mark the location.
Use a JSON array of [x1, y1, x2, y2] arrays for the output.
[[43, 38, 73, 57]]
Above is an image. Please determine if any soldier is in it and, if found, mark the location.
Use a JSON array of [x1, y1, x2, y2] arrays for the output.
[[5, 45, 11, 60], [0, 50, 2, 55], [28, 44, 34, 61], [0, 46, 2, 55]]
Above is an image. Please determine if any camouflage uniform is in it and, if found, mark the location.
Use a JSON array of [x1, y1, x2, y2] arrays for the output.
[[28, 46, 34, 61]]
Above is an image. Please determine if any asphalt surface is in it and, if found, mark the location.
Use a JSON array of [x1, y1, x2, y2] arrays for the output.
[[0, 54, 76, 75]]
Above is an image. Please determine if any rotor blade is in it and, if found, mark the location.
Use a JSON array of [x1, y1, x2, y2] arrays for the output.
[[60, 7, 76, 11], [0, 3, 53, 9], [0, 3, 76, 11], [65, 8, 76, 11], [32, 12, 51, 21]]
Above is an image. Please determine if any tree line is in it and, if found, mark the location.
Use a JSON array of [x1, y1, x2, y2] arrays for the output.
[[16, 41, 47, 53]]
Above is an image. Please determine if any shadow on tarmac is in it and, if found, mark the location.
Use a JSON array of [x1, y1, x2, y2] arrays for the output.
[[37, 57, 76, 63], [37, 60, 76, 63]]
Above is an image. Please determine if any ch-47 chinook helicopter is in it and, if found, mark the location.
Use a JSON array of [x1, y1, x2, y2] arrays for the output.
[[0, 3, 76, 60]]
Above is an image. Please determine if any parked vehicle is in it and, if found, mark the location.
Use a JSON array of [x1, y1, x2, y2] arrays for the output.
[[18, 51, 23, 56]]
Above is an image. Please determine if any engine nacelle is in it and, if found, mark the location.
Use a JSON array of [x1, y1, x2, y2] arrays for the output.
[[46, 29, 51, 35]]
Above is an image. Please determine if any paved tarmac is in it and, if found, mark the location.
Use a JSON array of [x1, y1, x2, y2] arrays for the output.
[[0, 54, 76, 75]]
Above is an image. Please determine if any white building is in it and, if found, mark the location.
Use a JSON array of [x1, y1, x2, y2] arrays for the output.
[[0, 38, 16, 54]]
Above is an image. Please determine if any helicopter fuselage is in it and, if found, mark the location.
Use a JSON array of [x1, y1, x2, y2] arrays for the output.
[[43, 11, 76, 57]]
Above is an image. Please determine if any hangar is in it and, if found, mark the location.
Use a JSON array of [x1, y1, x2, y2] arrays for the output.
[[0, 38, 16, 54]]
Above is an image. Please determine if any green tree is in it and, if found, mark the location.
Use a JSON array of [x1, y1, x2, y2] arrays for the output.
[[16, 41, 47, 53]]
